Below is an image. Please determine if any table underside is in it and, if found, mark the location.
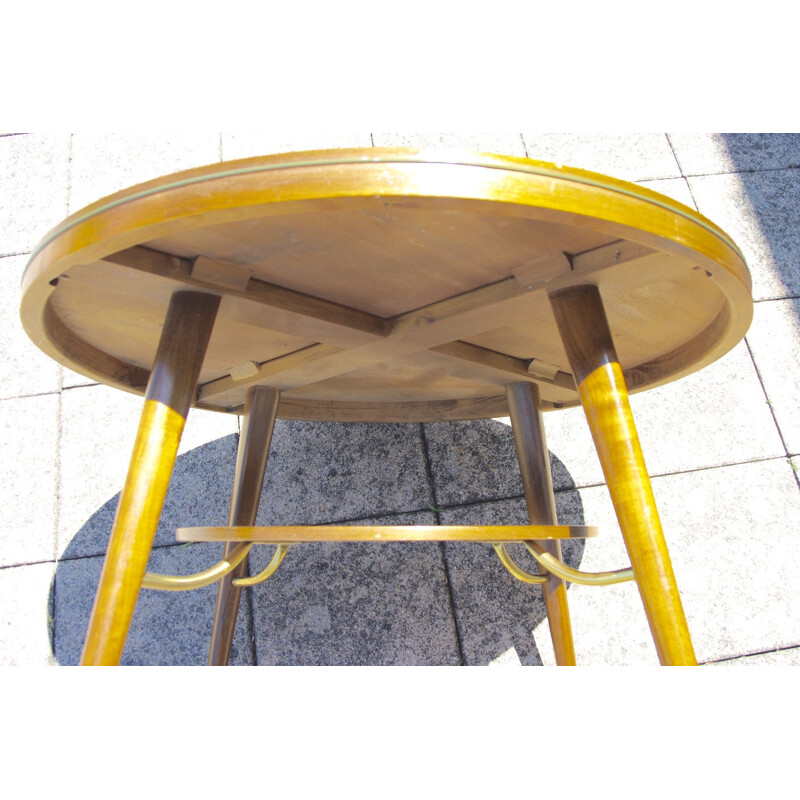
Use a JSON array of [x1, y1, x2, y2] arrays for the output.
[[22, 151, 752, 421]]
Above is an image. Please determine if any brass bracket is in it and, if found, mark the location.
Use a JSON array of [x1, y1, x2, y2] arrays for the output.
[[493, 541, 634, 586], [233, 545, 289, 586], [524, 541, 634, 585], [141, 543, 289, 591]]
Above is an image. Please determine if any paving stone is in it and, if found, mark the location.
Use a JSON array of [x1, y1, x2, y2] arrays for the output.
[[0, 395, 58, 567], [0, 133, 70, 255], [67, 133, 221, 212], [669, 133, 800, 176], [527, 408, 607, 490], [423, 419, 523, 506], [533, 459, 800, 665], [0, 562, 57, 665], [636, 176, 697, 207], [248, 510, 460, 665], [371, 132, 527, 156], [58, 384, 238, 559], [1, 254, 61, 399], [745, 297, 800, 455], [536, 338, 782, 492], [704, 646, 800, 666], [39, 134, 219, 382], [221, 133, 372, 160], [53, 543, 253, 665], [60, 368, 96, 389], [626, 339, 783, 475], [6, 132, 798, 670], [256, 421, 432, 525], [521, 133, 682, 181], [423, 345, 775, 509], [422, 417, 584, 506], [688, 168, 800, 301], [439, 492, 587, 666]]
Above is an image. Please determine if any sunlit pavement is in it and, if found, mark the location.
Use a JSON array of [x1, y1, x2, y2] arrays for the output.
[[2, 133, 799, 665]]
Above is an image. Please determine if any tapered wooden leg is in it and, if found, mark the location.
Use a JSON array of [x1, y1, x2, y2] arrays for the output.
[[549, 284, 697, 665], [208, 385, 280, 665], [506, 382, 576, 666], [80, 291, 220, 666]]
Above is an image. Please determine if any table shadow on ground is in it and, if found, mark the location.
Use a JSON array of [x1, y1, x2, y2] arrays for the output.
[[719, 133, 800, 301], [48, 420, 587, 666]]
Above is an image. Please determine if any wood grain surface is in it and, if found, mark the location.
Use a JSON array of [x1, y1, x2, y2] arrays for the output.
[[550, 285, 698, 665], [80, 292, 220, 665], [21, 149, 752, 421]]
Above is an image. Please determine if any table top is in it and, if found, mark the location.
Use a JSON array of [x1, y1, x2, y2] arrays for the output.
[[21, 148, 753, 422]]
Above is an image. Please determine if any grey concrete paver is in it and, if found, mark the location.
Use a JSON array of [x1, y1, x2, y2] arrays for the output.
[[221, 133, 372, 160], [705, 646, 800, 666], [688, 168, 800, 301], [53, 543, 254, 666], [575, 335, 781, 481], [422, 414, 600, 503], [669, 133, 800, 175], [0, 254, 61, 400], [439, 491, 586, 666], [532, 458, 800, 665], [636, 176, 697, 207], [255, 421, 433, 525], [522, 132, 682, 181], [422, 418, 530, 507], [625, 339, 784, 475], [0, 562, 57, 665], [0, 133, 70, 256], [58, 384, 239, 560], [371, 132, 527, 156], [425, 339, 782, 507], [0, 394, 58, 568], [248, 511, 461, 665], [746, 297, 800, 455], [4, 132, 798, 667], [67, 133, 221, 212], [60, 368, 97, 389]]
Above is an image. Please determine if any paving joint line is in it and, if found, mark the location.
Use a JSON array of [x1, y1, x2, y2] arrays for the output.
[[700, 642, 800, 665], [22, 135, 798, 666], [666, 133, 702, 211], [51, 386, 63, 656], [412, 453, 797, 512], [0, 389, 63, 402], [419, 422, 466, 665], [663, 132, 684, 180], [0, 559, 58, 571], [60, 382, 100, 391], [43, 453, 796, 568], [643, 452, 793, 482], [244, 423, 259, 667], [742, 336, 800, 491], [65, 133, 73, 216], [754, 294, 800, 304], [684, 164, 800, 178]]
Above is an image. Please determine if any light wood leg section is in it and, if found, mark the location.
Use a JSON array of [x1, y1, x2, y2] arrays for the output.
[[208, 385, 280, 665], [506, 382, 576, 666], [80, 292, 220, 666], [549, 284, 696, 665]]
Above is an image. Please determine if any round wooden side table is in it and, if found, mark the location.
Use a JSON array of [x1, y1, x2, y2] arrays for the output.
[[21, 149, 752, 665]]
